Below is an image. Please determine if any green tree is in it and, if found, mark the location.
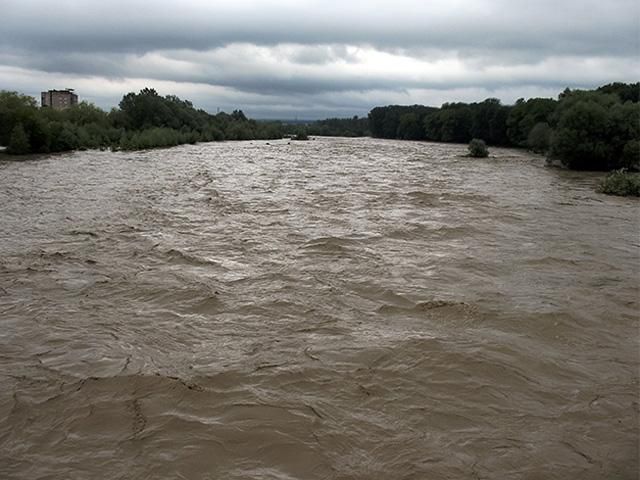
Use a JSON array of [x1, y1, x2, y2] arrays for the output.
[[64, 101, 110, 126], [506, 98, 557, 147], [439, 105, 473, 143], [597, 82, 640, 103], [470, 98, 510, 146], [550, 100, 611, 170], [48, 122, 79, 152], [549, 91, 637, 170], [119, 88, 174, 129], [7, 123, 31, 154], [382, 108, 401, 138], [526, 122, 552, 153], [621, 140, 640, 170], [397, 113, 424, 140], [369, 105, 435, 139], [368, 107, 387, 138], [306, 116, 369, 137], [225, 122, 254, 140], [0, 91, 38, 146], [423, 111, 443, 141]]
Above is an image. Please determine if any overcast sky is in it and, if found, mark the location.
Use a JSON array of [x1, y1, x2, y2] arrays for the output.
[[1, 0, 638, 119]]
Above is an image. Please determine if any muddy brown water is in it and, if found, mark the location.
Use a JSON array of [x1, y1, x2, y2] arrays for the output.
[[0, 137, 638, 479]]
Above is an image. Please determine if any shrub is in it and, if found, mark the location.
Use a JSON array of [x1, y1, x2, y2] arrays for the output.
[[468, 138, 488, 157], [598, 170, 640, 197]]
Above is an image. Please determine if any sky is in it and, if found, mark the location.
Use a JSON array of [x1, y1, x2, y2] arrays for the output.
[[1, 0, 638, 119]]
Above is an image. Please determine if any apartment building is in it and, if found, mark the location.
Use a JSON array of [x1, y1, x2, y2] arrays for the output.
[[41, 89, 78, 109]]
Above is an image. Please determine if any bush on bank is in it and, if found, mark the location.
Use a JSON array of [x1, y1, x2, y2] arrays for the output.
[[598, 170, 640, 197]]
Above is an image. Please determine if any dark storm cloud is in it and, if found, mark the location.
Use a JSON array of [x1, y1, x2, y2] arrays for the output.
[[0, 0, 638, 117], [1, 1, 637, 59], [1, 0, 638, 56]]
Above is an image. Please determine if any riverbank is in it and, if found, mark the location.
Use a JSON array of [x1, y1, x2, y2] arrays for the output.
[[0, 89, 284, 156], [368, 82, 639, 172]]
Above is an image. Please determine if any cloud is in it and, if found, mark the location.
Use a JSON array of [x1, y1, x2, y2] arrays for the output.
[[2, 0, 637, 56], [0, 0, 638, 118]]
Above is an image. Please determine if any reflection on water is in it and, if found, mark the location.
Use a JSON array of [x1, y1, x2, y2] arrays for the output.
[[0, 138, 638, 479]]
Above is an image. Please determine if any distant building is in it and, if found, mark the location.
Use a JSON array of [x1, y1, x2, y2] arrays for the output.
[[41, 89, 78, 110]]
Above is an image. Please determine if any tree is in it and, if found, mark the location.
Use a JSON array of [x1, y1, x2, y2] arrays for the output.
[[368, 105, 436, 139], [397, 113, 424, 140], [549, 91, 638, 170], [527, 122, 551, 153], [597, 82, 640, 103], [368, 107, 387, 138], [231, 110, 247, 122], [382, 108, 401, 138], [48, 122, 79, 152], [225, 122, 254, 140], [506, 98, 557, 147], [64, 101, 110, 126], [0, 91, 38, 146], [439, 105, 472, 143], [305, 117, 369, 137], [118, 88, 174, 130], [621, 140, 640, 170], [550, 100, 610, 169], [7, 123, 31, 154], [470, 98, 510, 146], [292, 127, 309, 141], [423, 112, 443, 141]]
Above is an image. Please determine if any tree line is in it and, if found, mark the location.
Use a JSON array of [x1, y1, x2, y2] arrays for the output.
[[368, 82, 639, 171], [0, 88, 284, 154], [306, 116, 370, 137], [2, 83, 638, 171]]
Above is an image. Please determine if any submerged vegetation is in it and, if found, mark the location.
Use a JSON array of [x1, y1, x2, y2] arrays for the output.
[[0, 88, 283, 154], [467, 138, 489, 158]]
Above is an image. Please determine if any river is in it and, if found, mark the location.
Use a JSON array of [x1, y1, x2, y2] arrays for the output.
[[0, 137, 638, 479]]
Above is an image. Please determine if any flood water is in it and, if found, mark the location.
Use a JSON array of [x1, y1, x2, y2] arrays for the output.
[[0, 137, 638, 479]]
